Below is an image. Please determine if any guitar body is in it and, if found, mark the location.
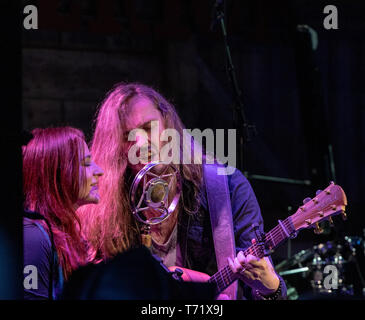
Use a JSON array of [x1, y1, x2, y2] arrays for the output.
[[168, 266, 210, 282]]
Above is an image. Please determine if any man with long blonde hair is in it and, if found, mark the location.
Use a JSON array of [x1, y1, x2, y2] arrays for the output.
[[78, 82, 286, 300]]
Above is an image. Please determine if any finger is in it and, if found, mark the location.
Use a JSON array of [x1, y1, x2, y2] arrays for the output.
[[240, 268, 259, 281], [233, 256, 244, 272], [251, 238, 256, 245], [237, 251, 246, 264], [245, 254, 260, 263], [228, 256, 244, 273], [237, 252, 252, 270], [228, 257, 238, 273], [251, 271, 261, 280], [247, 258, 265, 269]]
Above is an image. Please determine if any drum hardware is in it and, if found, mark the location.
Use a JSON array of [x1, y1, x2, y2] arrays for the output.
[[279, 267, 309, 276], [278, 234, 365, 299]]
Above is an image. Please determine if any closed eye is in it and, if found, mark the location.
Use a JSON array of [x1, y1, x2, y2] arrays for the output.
[[82, 155, 92, 166]]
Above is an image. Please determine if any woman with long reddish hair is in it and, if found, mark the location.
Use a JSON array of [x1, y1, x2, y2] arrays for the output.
[[23, 127, 103, 299]]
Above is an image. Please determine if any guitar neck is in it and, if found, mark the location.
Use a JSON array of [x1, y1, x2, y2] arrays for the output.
[[207, 183, 347, 295], [208, 216, 296, 294]]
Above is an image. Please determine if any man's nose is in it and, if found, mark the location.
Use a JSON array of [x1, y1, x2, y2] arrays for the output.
[[135, 132, 150, 147]]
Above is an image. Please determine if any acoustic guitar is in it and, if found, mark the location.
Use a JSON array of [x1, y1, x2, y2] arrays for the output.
[[169, 182, 347, 295]]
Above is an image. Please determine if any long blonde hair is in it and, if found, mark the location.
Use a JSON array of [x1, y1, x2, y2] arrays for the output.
[[78, 83, 204, 261]]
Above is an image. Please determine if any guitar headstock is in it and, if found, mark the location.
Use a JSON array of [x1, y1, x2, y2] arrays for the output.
[[291, 182, 347, 233]]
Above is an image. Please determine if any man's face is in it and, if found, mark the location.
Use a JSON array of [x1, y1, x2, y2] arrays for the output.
[[124, 96, 166, 174]]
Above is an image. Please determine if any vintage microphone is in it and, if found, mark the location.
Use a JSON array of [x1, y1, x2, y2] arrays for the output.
[[129, 161, 182, 247], [129, 161, 187, 282]]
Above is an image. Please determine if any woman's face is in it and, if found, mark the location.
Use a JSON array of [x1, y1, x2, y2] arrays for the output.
[[76, 141, 104, 207]]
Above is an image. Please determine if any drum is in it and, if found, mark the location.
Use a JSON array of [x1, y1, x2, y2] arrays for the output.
[[278, 234, 365, 299], [308, 242, 349, 295]]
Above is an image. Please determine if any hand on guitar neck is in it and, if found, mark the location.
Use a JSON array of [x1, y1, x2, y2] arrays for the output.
[[169, 247, 280, 299], [228, 239, 280, 296]]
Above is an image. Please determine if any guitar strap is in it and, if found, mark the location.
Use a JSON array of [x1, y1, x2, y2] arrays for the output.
[[203, 164, 237, 300]]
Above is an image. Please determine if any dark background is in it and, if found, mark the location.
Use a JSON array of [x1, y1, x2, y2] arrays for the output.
[[3, 0, 365, 299]]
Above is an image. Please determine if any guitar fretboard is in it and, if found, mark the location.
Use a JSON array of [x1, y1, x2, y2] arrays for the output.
[[207, 217, 295, 294]]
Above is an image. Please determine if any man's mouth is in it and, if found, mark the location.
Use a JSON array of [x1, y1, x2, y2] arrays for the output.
[[90, 183, 98, 190], [140, 146, 157, 160]]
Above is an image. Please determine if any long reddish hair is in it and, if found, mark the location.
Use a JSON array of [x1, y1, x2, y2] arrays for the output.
[[23, 127, 89, 279], [77, 83, 204, 261]]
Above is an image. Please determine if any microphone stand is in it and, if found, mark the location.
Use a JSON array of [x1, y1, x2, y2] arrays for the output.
[[211, 1, 311, 187], [211, 0, 256, 171]]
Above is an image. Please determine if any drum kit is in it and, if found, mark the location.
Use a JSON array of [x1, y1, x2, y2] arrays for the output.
[[276, 231, 365, 299]]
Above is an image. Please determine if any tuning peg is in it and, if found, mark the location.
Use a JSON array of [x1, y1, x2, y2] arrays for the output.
[[305, 219, 312, 225], [328, 217, 334, 227], [315, 190, 322, 196], [314, 222, 324, 234], [303, 197, 311, 204], [341, 211, 347, 221]]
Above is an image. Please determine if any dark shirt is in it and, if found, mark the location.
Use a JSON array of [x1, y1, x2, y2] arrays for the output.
[[23, 217, 63, 300], [177, 167, 287, 300]]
